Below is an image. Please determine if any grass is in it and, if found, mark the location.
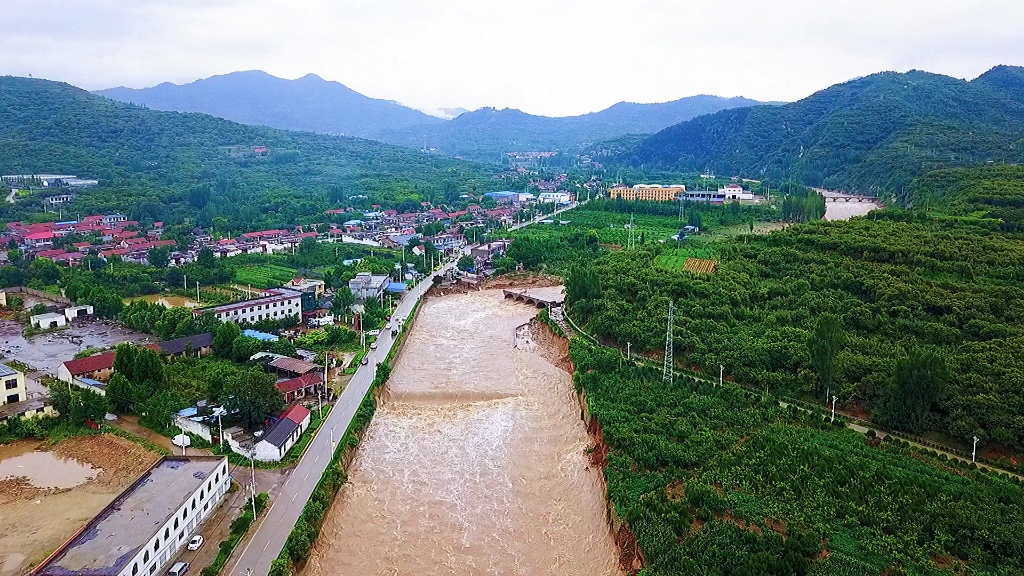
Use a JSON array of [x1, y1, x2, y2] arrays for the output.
[[234, 264, 298, 289]]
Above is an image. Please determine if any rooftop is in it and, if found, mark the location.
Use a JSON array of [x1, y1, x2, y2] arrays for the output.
[[269, 356, 320, 376], [0, 362, 20, 378], [35, 457, 225, 576], [61, 351, 116, 376]]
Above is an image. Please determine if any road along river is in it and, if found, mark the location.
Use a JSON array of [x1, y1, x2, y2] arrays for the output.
[[301, 290, 620, 576]]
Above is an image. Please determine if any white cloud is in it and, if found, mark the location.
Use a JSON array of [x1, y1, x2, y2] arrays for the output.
[[1, 0, 1021, 116]]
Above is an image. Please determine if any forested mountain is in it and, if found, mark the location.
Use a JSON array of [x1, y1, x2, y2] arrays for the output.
[[628, 66, 1024, 194], [374, 95, 767, 160], [95, 71, 443, 138], [0, 76, 489, 230]]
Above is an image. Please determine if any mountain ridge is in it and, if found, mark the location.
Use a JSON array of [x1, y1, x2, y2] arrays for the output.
[[627, 66, 1024, 193]]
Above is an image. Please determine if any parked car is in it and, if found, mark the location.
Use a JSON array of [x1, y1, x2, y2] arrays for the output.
[[168, 562, 190, 576], [187, 535, 204, 550], [360, 356, 369, 365]]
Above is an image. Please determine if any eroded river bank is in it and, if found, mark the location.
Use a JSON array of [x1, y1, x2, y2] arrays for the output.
[[301, 290, 619, 575]]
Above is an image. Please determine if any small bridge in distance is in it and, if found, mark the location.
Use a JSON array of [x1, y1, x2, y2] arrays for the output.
[[503, 287, 566, 309], [819, 190, 878, 203]]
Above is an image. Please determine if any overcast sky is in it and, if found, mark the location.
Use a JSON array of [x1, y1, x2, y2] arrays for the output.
[[1, 0, 1021, 117]]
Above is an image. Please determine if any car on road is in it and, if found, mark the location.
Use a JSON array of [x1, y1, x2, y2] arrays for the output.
[[187, 535, 203, 550], [360, 356, 369, 365], [168, 562, 190, 576], [385, 322, 392, 329], [370, 341, 378, 350]]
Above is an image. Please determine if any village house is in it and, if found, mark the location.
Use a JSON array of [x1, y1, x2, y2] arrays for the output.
[[58, 351, 116, 383], [253, 404, 312, 462]]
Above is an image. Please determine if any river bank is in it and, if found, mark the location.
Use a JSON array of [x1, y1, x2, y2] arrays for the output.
[[300, 290, 619, 575]]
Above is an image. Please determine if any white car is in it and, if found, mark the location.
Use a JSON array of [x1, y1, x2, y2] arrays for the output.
[[187, 535, 204, 551]]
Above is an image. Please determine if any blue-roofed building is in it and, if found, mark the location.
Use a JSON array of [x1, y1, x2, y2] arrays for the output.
[[242, 329, 279, 342], [386, 282, 407, 293]]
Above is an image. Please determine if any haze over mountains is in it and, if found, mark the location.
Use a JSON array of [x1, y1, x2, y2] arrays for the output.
[[95, 71, 770, 160], [628, 65, 1024, 193]]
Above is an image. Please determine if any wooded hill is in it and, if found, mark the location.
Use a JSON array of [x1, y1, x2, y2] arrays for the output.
[[373, 96, 768, 160], [95, 71, 444, 138], [0, 76, 491, 230], [627, 66, 1024, 195]]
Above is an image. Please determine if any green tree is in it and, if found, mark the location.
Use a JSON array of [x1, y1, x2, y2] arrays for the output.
[[139, 390, 182, 432], [197, 247, 216, 268], [457, 255, 475, 271], [331, 286, 355, 316], [132, 347, 166, 391], [224, 368, 284, 429], [147, 246, 171, 268], [878, 348, 949, 433], [808, 314, 845, 399], [28, 257, 61, 285], [213, 321, 241, 357], [231, 336, 263, 362], [113, 343, 139, 383], [30, 303, 48, 316], [106, 372, 135, 413]]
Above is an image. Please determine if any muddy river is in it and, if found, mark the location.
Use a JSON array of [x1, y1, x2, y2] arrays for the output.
[[303, 290, 619, 576]]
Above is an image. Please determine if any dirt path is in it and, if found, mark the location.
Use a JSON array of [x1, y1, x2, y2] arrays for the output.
[[111, 415, 212, 456]]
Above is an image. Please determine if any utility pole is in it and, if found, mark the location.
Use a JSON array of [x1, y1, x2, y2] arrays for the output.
[[719, 364, 724, 387], [831, 395, 837, 422], [626, 342, 631, 360], [627, 213, 635, 250], [248, 449, 257, 519], [972, 436, 979, 463], [662, 302, 674, 384]]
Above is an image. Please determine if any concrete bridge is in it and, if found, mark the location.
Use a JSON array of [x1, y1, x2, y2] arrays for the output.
[[824, 194, 877, 202], [503, 288, 566, 309]]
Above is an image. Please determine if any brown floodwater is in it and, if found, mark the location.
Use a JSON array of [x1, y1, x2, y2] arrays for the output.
[[124, 294, 202, 308], [303, 290, 619, 576], [0, 441, 98, 489]]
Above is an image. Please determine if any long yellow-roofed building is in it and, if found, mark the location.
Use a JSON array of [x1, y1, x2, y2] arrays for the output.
[[609, 184, 686, 202]]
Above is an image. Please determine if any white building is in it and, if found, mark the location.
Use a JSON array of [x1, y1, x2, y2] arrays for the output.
[[35, 456, 230, 576], [348, 272, 389, 302], [719, 184, 753, 200], [30, 312, 66, 329], [192, 287, 302, 325], [63, 305, 94, 322], [538, 192, 572, 205], [253, 405, 312, 462]]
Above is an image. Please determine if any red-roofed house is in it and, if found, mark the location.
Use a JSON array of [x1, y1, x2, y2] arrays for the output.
[[275, 373, 323, 403], [253, 404, 312, 462], [58, 352, 116, 383]]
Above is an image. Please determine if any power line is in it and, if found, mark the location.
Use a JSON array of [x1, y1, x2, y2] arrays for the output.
[[663, 301, 674, 384]]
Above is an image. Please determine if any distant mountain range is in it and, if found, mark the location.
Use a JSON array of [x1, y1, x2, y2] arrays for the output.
[[627, 66, 1024, 193], [95, 71, 445, 137], [374, 96, 769, 160], [95, 71, 771, 160]]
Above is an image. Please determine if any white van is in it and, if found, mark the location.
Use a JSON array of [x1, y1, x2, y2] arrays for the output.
[[168, 562, 189, 576]]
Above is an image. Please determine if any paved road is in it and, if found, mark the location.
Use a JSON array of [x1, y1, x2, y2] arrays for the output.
[[506, 199, 586, 232], [230, 256, 459, 576]]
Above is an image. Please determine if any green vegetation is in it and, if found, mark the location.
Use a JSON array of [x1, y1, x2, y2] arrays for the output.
[[572, 339, 1024, 576], [632, 66, 1024, 194], [234, 264, 298, 288], [0, 76, 495, 232], [200, 492, 269, 576]]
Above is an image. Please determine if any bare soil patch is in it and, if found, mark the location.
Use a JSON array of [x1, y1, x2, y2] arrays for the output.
[[0, 434, 161, 575]]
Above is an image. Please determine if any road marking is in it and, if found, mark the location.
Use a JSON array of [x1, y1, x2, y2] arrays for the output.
[[304, 470, 310, 481]]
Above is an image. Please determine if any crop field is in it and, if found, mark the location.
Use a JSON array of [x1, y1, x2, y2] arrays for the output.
[[682, 257, 718, 274], [234, 264, 298, 288], [517, 209, 684, 246], [654, 243, 719, 269]]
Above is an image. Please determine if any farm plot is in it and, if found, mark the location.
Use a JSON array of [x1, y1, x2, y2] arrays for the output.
[[234, 264, 298, 288]]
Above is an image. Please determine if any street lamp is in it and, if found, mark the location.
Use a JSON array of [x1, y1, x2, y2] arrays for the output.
[[247, 448, 257, 519], [972, 435, 980, 463]]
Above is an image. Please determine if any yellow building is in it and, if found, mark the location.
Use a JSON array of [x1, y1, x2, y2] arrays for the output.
[[0, 362, 26, 405], [609, 184, 686, 202]]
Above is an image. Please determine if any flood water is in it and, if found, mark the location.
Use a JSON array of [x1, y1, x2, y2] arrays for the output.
[[824, 200, 882, 221], [124, 294, 201, 308], [303, 290, 619, 576], [0, 442, 98, 489]]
